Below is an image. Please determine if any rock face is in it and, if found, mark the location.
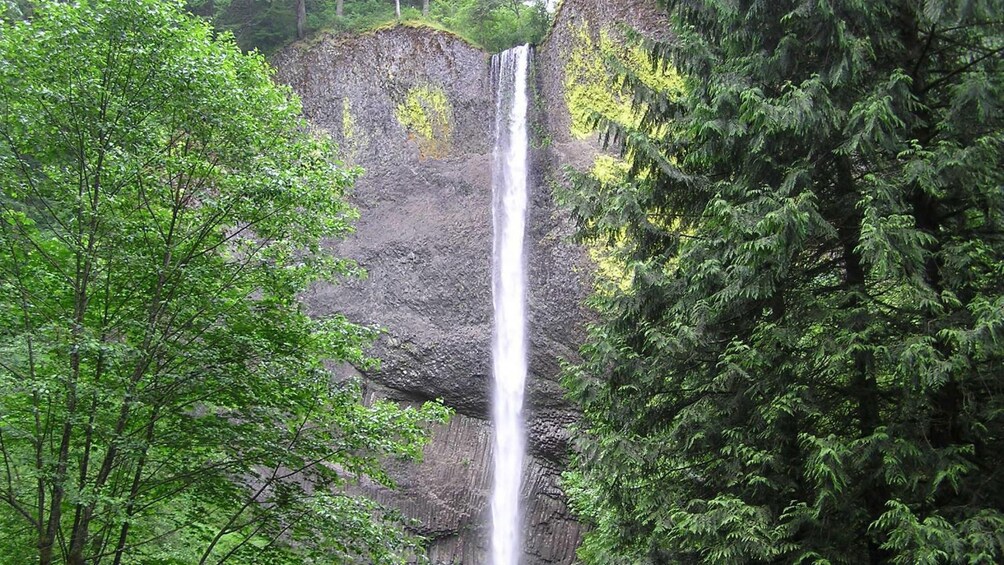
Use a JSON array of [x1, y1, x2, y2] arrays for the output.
[[536, 0, 673, 151], [271, 1, 666, 562]]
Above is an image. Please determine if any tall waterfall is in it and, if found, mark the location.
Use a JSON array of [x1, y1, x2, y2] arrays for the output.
[[490, 44, 530, 565]]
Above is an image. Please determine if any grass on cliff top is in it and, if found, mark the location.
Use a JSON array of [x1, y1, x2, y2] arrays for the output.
[[365, 18, 483, 49], [292, 7, 484, 53], [289, 1, 552, 54]]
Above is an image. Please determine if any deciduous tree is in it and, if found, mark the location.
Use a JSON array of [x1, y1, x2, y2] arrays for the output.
[[0, 1, 448, 563]]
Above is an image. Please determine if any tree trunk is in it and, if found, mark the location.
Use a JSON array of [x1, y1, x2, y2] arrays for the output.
[[295, 0, 306, 39], [834, 156, 891, 565], [423, 0, 429, 17], [194, 0, 216, 18], [336, 0, 343, 17], [395, 0, 401, 20]]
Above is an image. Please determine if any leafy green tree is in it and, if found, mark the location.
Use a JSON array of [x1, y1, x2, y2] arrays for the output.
[[561, 0, 1004, 563], [0, 1, 448, 563], [184, 0, 551, 54], [428, 0, 550, 51], [0, 0, 29, 20]]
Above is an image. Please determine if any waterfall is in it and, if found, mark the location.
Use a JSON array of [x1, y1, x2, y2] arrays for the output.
[[490, 44, 530, 565]]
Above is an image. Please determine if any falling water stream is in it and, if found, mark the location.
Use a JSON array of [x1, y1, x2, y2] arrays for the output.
[[490, 44, 530, 565]]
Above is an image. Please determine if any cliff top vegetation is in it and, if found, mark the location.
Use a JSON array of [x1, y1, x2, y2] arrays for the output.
[[187, 0, 554, 54]]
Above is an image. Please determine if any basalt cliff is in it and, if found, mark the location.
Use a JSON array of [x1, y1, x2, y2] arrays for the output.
[[272, 1, 666, 562]]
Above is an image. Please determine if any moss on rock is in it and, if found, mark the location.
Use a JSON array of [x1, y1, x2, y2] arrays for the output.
[[394, 84, 453, 159], [563, 22, 683, 139], [342, 97, 357, 141]]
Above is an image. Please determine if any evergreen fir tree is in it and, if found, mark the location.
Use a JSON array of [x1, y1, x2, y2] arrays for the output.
[[562, 1, 1004, 563]]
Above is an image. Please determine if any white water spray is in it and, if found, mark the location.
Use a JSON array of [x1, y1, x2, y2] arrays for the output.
[[490, 44, 530, 565]]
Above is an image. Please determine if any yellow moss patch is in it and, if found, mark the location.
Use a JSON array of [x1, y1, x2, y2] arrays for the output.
[[394, 84, 452, 159], [335, 97, 363, 163], [563, 22, 687, 291], [563, 24, 684, 139], [590, 154, 629, 183], [588, 244, 632, 293], [341, 97, 356, 141]]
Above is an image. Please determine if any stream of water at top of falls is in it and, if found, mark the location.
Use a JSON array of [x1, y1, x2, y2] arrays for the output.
[[490, 44, 530, 565]]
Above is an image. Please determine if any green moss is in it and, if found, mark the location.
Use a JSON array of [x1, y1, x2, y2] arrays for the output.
[[397, 19, 483, 50], [563, 24, 684, 139], [590, 154, 628, 183], [394, 84, 452, 159], [564, 24, 612, 138], [562, 22, 686, 290], [341, 97, 356, 141], [335, 97, 364, 162], [300, 19, 484, 52]]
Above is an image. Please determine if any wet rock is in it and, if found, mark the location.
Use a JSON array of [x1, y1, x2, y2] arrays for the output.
[[272, 1, 667, 562]]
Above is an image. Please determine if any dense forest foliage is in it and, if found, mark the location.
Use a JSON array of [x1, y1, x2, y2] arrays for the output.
[[185, 0, 553, 54], [562, 0, 1004, 563], [0, 1, 450, 563], [3, 0, 1002, 563]]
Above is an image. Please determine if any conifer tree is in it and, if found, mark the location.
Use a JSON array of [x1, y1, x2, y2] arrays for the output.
[[562, 1, 1004, 563]]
